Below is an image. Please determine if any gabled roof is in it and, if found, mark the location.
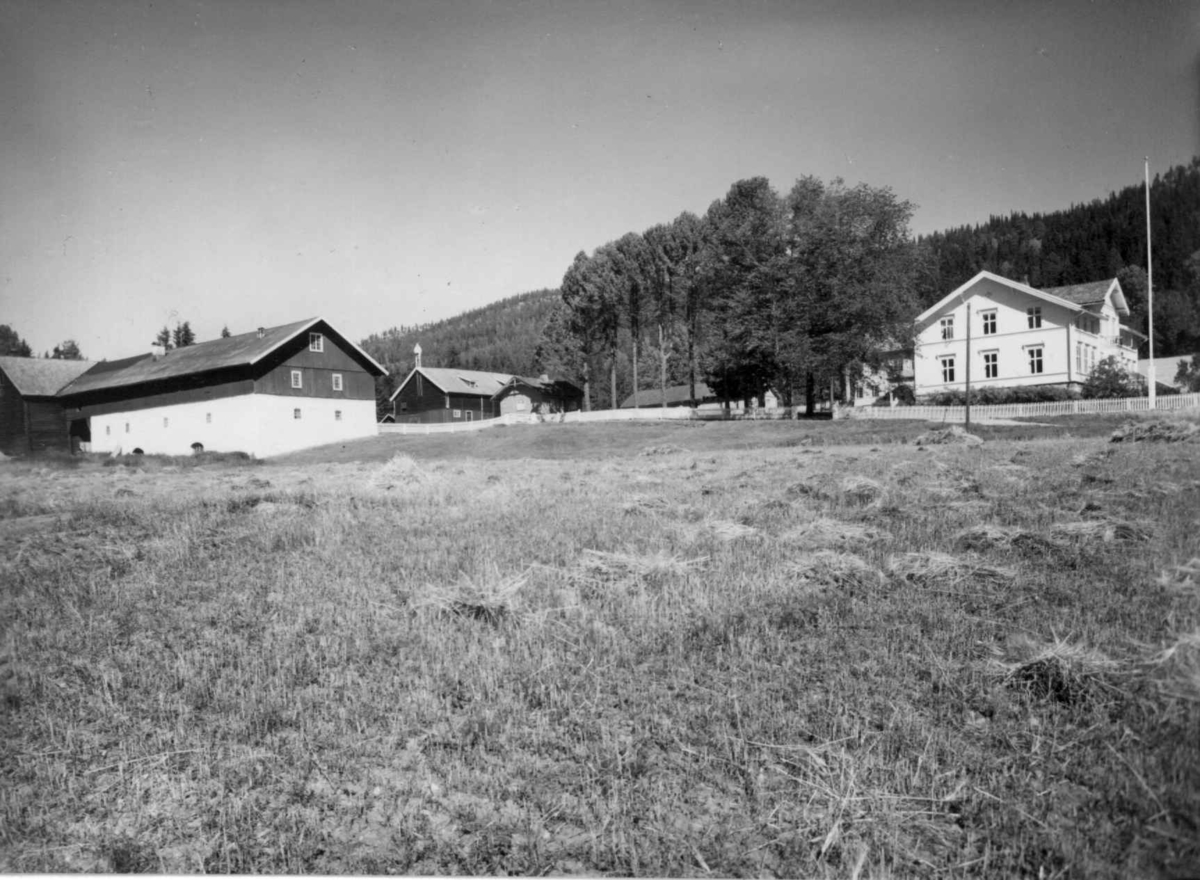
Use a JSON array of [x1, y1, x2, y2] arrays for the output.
[[494, 375, 583, 399], [1044, 278, 1128, 316], [400, 366, 513, 399], [916, 270, 1097, 326], [621, 382, 719, 408], [0, 356, 97, 397], [59, 318, 385, 397]]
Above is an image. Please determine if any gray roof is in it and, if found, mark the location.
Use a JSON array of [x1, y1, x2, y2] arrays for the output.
[[402, 367, 514, 397], [622, 382, 718, 408], [59, 318, 384, 396], [0, 356, 96, 397], [1043, 279, 1114, 306]]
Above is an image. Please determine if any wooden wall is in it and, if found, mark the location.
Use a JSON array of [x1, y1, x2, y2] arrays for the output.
[[391, 376, 499, 423], [0, 369, 28, 454]]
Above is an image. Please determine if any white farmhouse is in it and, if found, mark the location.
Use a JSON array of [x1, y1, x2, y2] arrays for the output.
[[914, 271, 1143, 397]]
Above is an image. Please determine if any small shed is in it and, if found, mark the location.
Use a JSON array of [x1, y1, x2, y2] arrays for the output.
[[0, 356, 96, 454]]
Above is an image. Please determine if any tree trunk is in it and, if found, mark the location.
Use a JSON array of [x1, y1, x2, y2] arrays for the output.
[[659, 322, 668, 409], [631, 335, 639, 411], [610, 350, 618, 410], [582, 359, 591, 412], [805, 371, 815, 416]]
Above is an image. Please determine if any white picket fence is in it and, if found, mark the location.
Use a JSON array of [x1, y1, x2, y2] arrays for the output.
[[848, 392, 1200, 422], [377, 404, 798, 435]]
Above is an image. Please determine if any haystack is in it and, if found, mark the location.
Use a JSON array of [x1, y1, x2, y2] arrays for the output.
[[370, 454, 429, 489], [988, 634, 1120, 705], [914, 425, 984, 446], [1110, 417, 1200, 443]]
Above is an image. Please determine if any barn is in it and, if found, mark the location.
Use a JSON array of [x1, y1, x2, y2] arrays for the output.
[[389, 365, 583, 423], [57, 318, 386, 458], [0, 356, 97, 455]]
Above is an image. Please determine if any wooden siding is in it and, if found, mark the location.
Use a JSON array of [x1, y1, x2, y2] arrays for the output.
[[392, 380, 501, 423], [0, 368, 26, 454], [250, 326, 376, 400], [63, 378, 256, 419]]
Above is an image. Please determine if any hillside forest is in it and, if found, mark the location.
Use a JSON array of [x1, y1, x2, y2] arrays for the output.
[[358, 158, 1200, 414]]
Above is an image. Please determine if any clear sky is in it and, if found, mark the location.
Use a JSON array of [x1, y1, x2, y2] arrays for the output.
[[2, 0, 1197, 360]]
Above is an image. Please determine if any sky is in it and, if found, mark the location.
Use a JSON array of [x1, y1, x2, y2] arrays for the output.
[[1, 0, 1197, 361]]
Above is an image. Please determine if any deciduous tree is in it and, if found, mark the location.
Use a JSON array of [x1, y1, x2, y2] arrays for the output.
[[51, 340, 83, 360]]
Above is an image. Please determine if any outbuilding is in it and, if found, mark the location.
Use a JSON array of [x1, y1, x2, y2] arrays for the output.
[[0, 356, 97, 455]]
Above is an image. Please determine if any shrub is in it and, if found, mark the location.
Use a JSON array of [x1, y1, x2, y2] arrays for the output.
[[1081, 356, 1141, 399], [871, 384, 915, 406], [921, 385, 1080, 406]]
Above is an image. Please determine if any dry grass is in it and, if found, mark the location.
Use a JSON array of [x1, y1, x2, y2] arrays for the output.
[[1, 428, 1198, 876]]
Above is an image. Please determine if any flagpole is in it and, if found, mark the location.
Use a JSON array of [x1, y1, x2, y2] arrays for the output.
[[1145, 157, 1155, 408]]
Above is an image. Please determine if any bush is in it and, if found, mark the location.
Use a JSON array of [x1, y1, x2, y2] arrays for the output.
[[1081, 356, 1141, 399], [921, 385, 1080, 406], [871, 384, 915, 406]]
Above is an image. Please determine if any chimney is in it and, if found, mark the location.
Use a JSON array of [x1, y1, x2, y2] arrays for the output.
[[257, 327, 266, 339], [413, 342, 422, 368], [539, 373, 550, 384]]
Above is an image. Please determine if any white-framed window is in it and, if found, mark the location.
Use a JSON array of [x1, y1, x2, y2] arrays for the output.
[[465, 411, 473, 421], [106, 425, 111, 436], [1027, 307, 1042, 329], [309, 332, 323, 352], [206, 412, 212, 424], [399, 401, 408, 412], [332, 373, 343, 391], [291, 370, 302, 389], [939, 316, 954, 340], [981, 310, 996, 335], [293, 408, 302, 420], [334, 410, 342, 421], [982, 351, 998, 379], [125, 423, 130, 433], [1028, 346, 1044, 374], [940, 356, 955, 383], [1075, 341, 1081, 372], [445, 395, 450, 409], [453, 409, 462, 418], [163, 417, 169, 428]]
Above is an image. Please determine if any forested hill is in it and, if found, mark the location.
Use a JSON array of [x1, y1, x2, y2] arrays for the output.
[[360, 287, 560, 389], [920, 157, 1200, 356]]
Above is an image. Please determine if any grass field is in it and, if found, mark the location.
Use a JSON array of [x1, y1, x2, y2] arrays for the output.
[[2, 416, 1198, 876]]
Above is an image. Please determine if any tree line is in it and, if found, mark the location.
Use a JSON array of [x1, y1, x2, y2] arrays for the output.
[[537, 176, 923, 413]]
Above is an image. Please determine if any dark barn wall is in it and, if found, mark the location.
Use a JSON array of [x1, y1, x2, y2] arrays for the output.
[[0, 369, 27, 454], [63, 378, 256, 419], [25, 399, 71, 452], [254, 331, 376, 400], [392, 376, 498, 423]]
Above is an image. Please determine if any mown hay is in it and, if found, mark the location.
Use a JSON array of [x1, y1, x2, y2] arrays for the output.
[[370, 454, 429, 489], [955, 524, 1022, 551], [781, 517, 887, 550], [620, 495, 670, 516], [888, 551, 1016, 587], [914, 425, 984, 447], [785, 550, 884, 591], [578, 549, 707, 583], [1110, 418, 1200, 443], [1049, 519, 1153, 544], [988, 634, 1121, 705], [1155, 628, 1200, 702], [418, 568, 530, 624], [640, 444, 688, 456]]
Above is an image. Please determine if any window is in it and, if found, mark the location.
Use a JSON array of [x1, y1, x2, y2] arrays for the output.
[[125, 423, 130, 433], [445, 395, 450, 409], [1027, 307, 1042, 329], [939, 316, 954, 340], [294, 408, 302, 420], [940, 357, 955, 383], [465, 411, 473, 421], [982, 351, 998, 379], [291, 370, 303, 389], [334, 410, 342, 421], [399, 401, 408, 412], [309, 332, 323, 352], [332, 373, 343, 391], [106, 425, 111, 436], [163, 417, 169, 428], [1028, 347, 1044, 374], [981, 310, 996, 335], [453, 409, 462, 418], [1075, 341, 1081, 372]]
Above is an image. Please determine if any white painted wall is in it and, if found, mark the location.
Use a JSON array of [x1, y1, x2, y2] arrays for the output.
[[88, 394, 376, 458], [914, 276, 1136, 396]]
